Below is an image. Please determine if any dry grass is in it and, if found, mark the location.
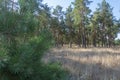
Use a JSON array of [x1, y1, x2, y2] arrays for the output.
[[42, 47, 120, 80]]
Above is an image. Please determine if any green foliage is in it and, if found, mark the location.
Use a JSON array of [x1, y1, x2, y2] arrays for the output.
[[0, 30, 67, 80], [0, 0, 67, 80], [114, 39, 120, 45], [38, 63, 67, 80], [89, 0, 118, 47]]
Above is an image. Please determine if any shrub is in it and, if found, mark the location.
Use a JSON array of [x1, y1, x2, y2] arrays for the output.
[[0, 31, 67, 80]]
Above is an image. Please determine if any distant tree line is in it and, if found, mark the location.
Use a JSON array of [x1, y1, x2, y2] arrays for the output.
[[50, 0, 120, 48], [1, 0, 119, 48]]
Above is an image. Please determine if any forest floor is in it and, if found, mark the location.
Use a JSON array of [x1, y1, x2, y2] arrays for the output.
[[42, 46, 120, 80]]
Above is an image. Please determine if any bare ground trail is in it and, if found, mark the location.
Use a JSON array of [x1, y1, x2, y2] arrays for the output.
[[42, 47, 120, 80]]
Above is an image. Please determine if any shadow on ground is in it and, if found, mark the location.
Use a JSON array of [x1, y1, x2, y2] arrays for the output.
[[43, 48, 120, 80]]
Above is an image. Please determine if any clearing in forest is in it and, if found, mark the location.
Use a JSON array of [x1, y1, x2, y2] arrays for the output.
[[43, 47, 120, 80]]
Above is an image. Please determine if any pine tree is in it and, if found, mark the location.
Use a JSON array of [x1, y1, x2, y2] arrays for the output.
[[91, 0, 117, 47], [65, 5, 74, 48], [52, 5, 65, 46], [73, 0, 91, 48], [0, 0, 66, 80]]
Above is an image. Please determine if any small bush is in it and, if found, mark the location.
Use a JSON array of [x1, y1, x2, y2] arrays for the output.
[[0, 31, 67, 80]]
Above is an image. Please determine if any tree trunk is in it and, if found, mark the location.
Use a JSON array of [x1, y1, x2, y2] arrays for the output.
[[82, 26, 86, 48], [69, 40, 72, 48], [93, 38, 96, 47]]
